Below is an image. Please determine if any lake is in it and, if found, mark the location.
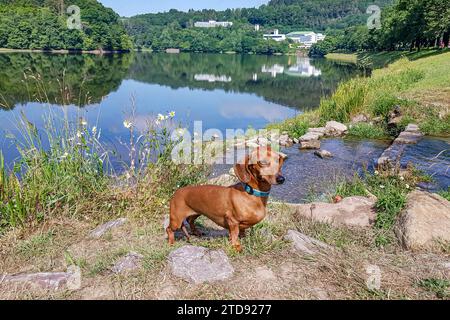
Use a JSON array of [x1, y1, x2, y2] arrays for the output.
[[0, 52, 363, 168]]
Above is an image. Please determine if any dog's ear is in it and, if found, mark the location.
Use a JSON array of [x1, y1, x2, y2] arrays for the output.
[[234, 155, 251, 183]]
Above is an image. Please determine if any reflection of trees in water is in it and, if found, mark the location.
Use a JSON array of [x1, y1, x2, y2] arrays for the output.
[[0, 52, 363, 111], [128, 53, 364, 110], [0, 53, 133, 109]]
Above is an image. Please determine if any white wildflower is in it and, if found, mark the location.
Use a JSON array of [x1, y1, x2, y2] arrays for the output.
[[374, 170, 379, 176], [76, 131, 82, 138], [92, 126, 97, 134], [380, 185, 385, 189], [80, 119, 87, 126], [157, 114, 166, 121], [61, 152, 69, 159], [123, 120, 133, 129], [169, 111, 176, 118], [399, 176, 405, 181], [406, 184, 410, 189]]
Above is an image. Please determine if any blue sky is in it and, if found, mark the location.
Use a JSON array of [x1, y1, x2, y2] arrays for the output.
[[99, 0, 269, 17]]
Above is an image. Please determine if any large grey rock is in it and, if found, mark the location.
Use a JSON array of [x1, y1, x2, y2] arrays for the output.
[[1, 267, 80, 291], [325, 121, 348, 137], [300, 132, 322, 141], [284, 230, 332, 255], [89, 218, 127, 239], [168, 245, 234, 284], [295, 196, 377, 227], [395, 191, 450, 250], [308, 127, 327, 136], [314, 150, 333, 159], [300, 139, 321, 150], [111, 252, 144, 274]]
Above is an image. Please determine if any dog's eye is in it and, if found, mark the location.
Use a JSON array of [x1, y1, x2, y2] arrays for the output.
[[258, 161, 270, 167]]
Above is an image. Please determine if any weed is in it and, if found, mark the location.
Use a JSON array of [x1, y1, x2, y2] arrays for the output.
[[418, 278, 450, 299]]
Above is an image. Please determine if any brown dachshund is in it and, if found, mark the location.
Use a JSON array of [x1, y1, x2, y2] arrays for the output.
[[166, 146, 285, 252]]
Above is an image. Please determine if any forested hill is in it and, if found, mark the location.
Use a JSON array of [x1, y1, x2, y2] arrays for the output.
[[0, 0, 133, 51], [124, 0, 393, 53]]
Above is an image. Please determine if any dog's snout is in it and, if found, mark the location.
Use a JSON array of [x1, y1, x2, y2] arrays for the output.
[[276, 175, 285, 185]]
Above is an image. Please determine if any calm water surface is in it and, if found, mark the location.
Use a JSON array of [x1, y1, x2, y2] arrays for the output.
[[0, 52, 363, 167]]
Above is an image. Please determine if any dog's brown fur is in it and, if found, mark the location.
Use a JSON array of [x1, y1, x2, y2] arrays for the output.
[[166, 146, 285, 252]]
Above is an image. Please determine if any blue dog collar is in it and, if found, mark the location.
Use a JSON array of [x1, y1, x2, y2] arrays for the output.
[[243, 183, 271, 198]]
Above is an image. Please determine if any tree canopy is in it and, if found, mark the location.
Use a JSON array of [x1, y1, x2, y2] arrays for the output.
[[0, 0, 133, 51]]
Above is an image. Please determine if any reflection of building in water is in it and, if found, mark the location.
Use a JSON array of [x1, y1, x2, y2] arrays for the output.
[[194, 74, 232, 82], [286, 31, 326, 48], [261, 64, 285, 78], [285, 58, 321, 77], [194, 20, 233, 28]]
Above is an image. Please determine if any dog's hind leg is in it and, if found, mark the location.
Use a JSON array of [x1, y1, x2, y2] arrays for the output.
[[188, 215, 202, 237]]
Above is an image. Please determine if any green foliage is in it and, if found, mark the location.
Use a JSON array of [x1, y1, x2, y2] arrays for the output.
[[0, 114, 108, 230], [334, 174, 368, 198], [0, 0, 132, 51], [418, 278, 450, 299], [348, 123, 386, 139], [316, 0, 450, 54], [438, 188, 450, 201]]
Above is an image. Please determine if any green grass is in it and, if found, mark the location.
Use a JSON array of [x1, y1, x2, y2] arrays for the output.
[[331, 167, 430, 247], [438, 188, 450, 201], [325, 53, 358, 64], [348, 123, 387, 139], [271, 51, 450, 138], [418, 278, 450, 299], [16, 230, 55, 259]]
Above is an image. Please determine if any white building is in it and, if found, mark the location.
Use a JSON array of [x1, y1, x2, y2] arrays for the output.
[[263, 29, 286, 42], [194, 21, 233, 28], [194, 74, 232, 83], [286, 31, 326, 48]]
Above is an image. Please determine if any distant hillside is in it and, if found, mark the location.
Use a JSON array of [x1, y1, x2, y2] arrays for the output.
[[125, 0, 394, 53], [0, 0, 132, 51]]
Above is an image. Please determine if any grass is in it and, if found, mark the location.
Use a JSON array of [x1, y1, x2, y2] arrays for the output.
[[418, 278, 450, 299], [348, 123, 387, 139], [271, 51, 450, 139], [325, 53, 358, 64], [438, 188, 450, 201], [331, 166, 430, 247]]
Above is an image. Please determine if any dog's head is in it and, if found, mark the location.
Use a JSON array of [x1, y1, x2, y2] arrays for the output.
[[234, 146, 285, 186]]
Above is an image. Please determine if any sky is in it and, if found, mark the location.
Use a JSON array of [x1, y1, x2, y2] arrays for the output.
[[98, 0, 269, 17]]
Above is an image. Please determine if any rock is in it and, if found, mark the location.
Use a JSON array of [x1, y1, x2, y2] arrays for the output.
[[325, 121, 348, 137], [395, 191, 450, 251], [228, 167, 237, 176], [89, 218, 127, 239], [442, 262, 450, 270], [300, 139, 320, 150], [405, 124, 420, 133], [293, 138, 299, 144], [111, 252, 143, 274], [168, 245, 234, 284], [1, 267, 80, 291], [279, 152, 288, 160], [300, 132, 322, 141], [395, 131, 423, 144], [208, 173, 239, 186], [351, 114, 369, 124], [295, 196, 377, 227], [279, 134, 294, 147], [314, 150, 333, 159], [284, 230, 332, 255], [308, 127, 327, 136]]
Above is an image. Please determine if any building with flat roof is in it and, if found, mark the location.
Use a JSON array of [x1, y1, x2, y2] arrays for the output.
[[194, 21, 233, 28], [263, 29, 286, 42], [286, 31, 326, 48]]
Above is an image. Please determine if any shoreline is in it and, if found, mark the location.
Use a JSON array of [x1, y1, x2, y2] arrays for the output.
[[0, 48, 131, 55]]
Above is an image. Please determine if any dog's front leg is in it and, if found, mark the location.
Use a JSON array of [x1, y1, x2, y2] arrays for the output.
[[226, 213, 242, 252]]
